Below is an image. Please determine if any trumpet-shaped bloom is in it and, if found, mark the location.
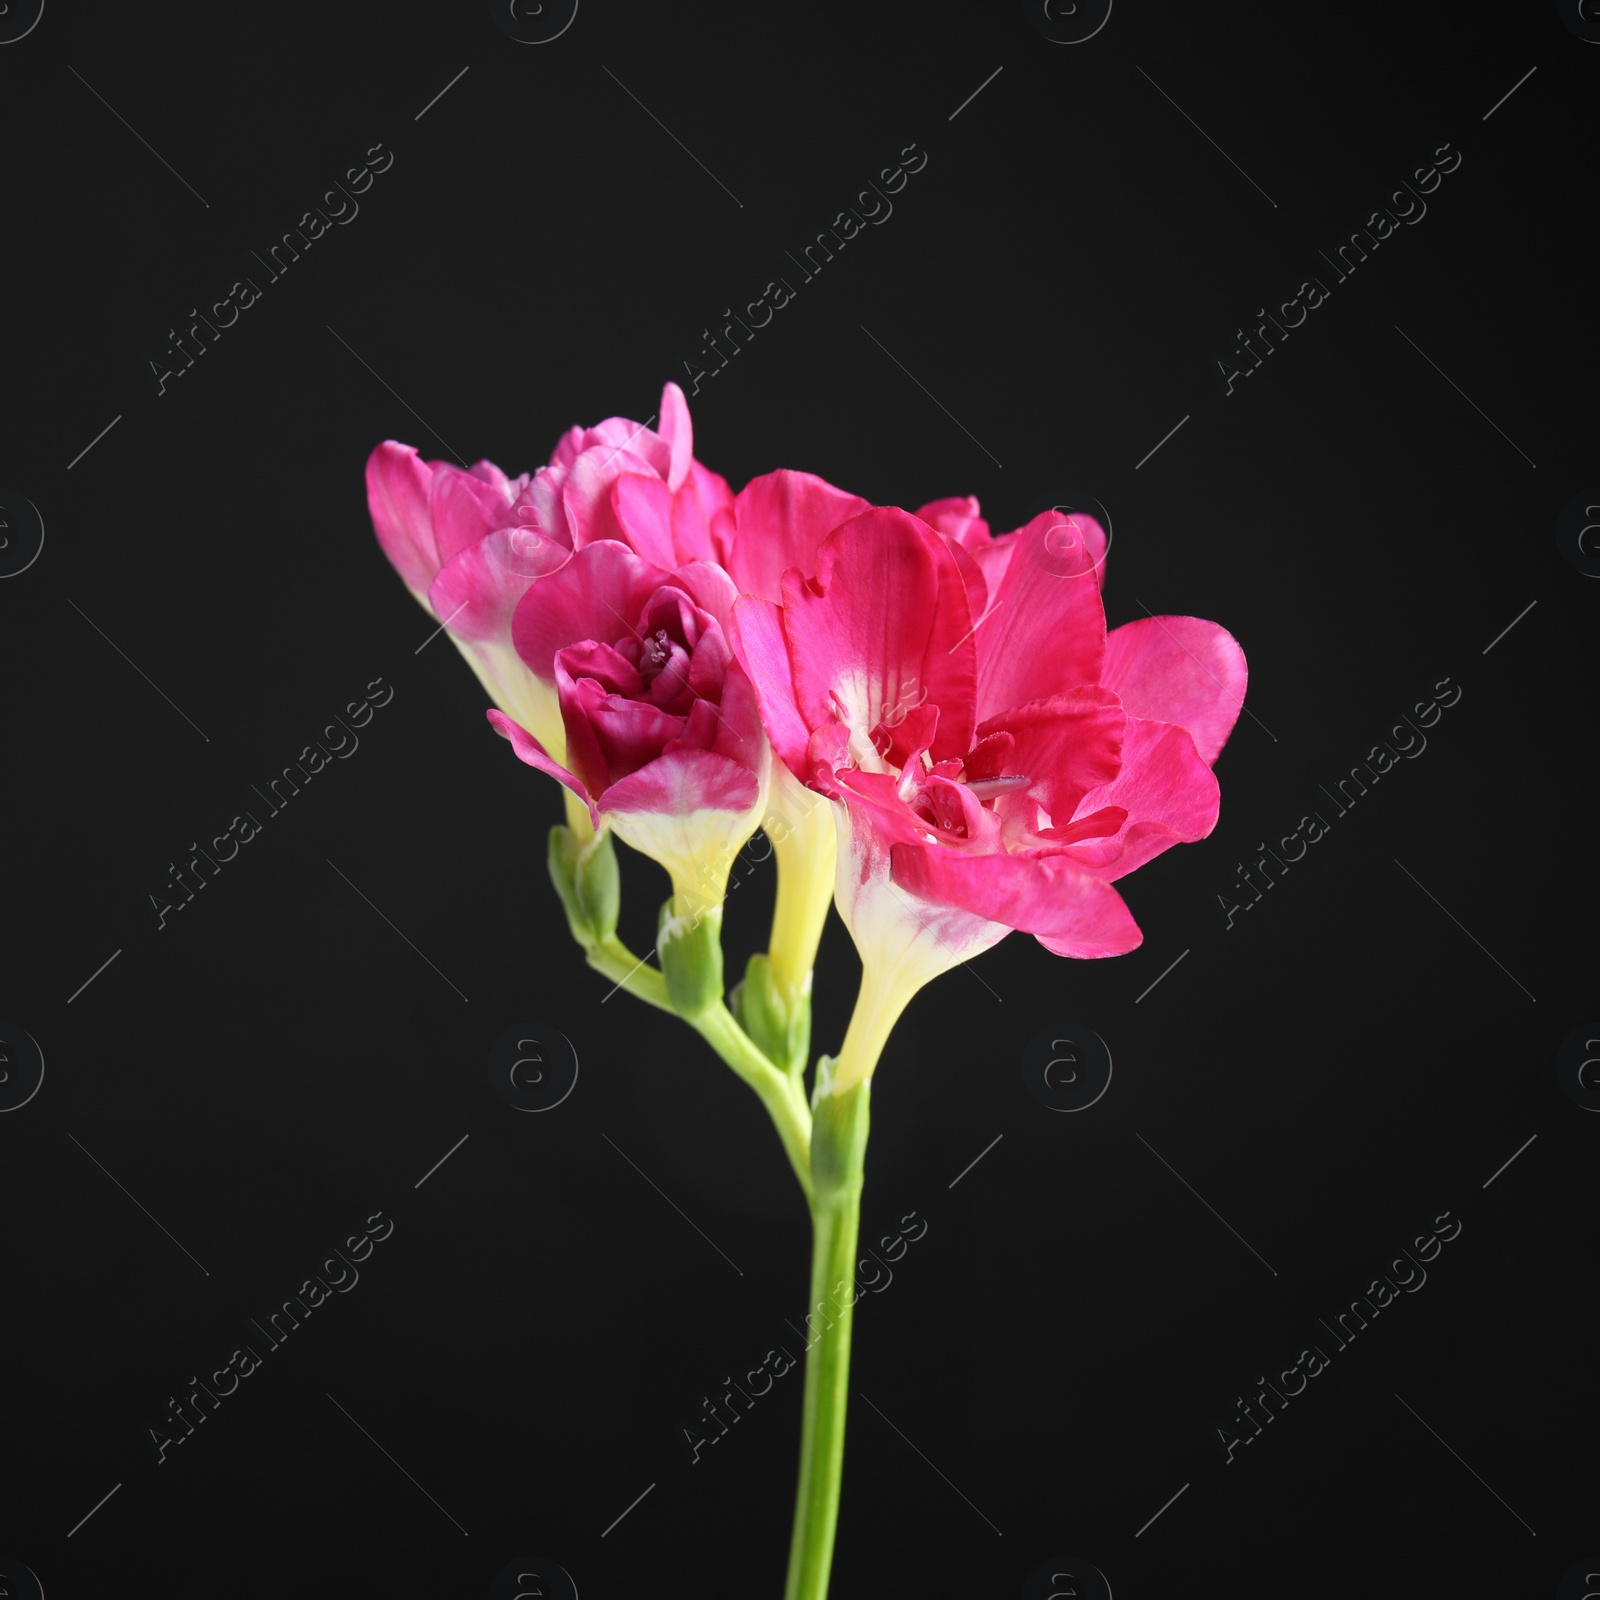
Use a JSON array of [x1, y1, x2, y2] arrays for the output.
[[364, 381, 729, 759], [488, 543, 768, 909], [730, 505, 1245, 1087]]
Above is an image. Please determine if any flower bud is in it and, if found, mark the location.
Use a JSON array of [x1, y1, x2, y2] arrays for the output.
[[731, 952, 811, 1079], [547, 825, 621, 948], [810, 1069, 870, 1208], [657, 896, 725, 1016]]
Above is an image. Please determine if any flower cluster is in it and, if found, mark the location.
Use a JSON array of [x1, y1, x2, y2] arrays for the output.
[[365, 382, 1245, 1089], [365, 379, 1247, 1600]]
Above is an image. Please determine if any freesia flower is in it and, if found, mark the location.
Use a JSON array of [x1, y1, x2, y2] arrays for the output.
[[731, 504, 1246, 1091], [364, 383, 726, 768], [358, 376, 1251, 1600], [563, 454, 877, 1011], [487, 542, 769, 926]]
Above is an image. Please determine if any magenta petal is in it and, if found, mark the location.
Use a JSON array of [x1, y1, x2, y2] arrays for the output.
[[891, 842, 1143, 958], [610, 473, 679, 569], [573, 686, 685, 789], [781, 508, 974, 756], [365, 442, 439, 598], [727, 470, 871, 603], [430, 464, 516, 566], [427, 527, 556, 643], [1102, 616, 1247, 766], [914, 495, 990, 550], [729, 596, 812, 773], [1064, 718, 1220, 879], [656, 381, 694, 490], [977, 688, 1126, 825], [511, 541, 671, 680], [563, 445, 659, 548], [672, 460, 736, 566], [485, 709, 599, 828], [557, 639, 645, 696], [599, 746, 760, 824], [709, 659, 771, 772], [668, 561, 740, 631], [941, 535, 990, 650], [973, 509, 1106, 724]]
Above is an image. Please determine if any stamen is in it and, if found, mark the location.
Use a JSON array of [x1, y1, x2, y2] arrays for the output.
[[637, 627, 673, 681], [965, 774, 1032, 801]]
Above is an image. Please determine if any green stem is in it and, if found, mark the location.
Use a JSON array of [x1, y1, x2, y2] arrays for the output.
[[585, 935, 673, 1013], [785, 1081, 870, 1600], [691, 1003, 814, 1204]]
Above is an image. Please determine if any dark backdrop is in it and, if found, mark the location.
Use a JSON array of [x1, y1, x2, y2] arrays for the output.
[[2, 2, 1594, 1595]]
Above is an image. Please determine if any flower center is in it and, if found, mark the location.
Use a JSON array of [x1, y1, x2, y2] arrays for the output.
[[637, 627, 674, 683]]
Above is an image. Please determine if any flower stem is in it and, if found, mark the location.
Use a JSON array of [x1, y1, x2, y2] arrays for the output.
[[691, 1002, 814, 1203], [585, 935, 673, 1013], [785, 1079, 870, 1600]]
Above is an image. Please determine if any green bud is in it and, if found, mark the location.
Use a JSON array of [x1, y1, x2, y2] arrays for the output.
[[810, 1068, 870, 1207], [731, 953, 811, 1079], [657, 895, 725, 1016], [547, 825, 621, 948]]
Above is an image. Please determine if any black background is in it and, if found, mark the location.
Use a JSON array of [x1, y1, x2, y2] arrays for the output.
[[2, 2, 1595, 1595]]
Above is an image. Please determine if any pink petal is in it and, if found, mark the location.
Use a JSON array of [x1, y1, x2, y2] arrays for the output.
[[427, 527, 565, 645], [514, 468, 572, 552], [973, 509, 1106, 725], [914, 495, 990, 550], [656, 381, 694, 491], [672, 460, 736, 566], [726, 470, 871, 603], [1101, 616, 1247, 766], [580, 416, 672, 482], [599, 745, 761, 825], [557, 638, 645, 696], [610, 473, 679, 568], [563, 677, 685, 794], [563, 445, 661, 548], [890, 841, 1143, 958], [975, 687, 1126, 826], [707, 660, 768, 771], [942, 535, 990, 648], [997, 508, 1108, 587], [666, 560, 740, 631], [729, 596, 813, 773], [1063, 718, 1220, 880], [485, 708, 599, 829], [365, 442, 439, 599], [429, 463, 517, 566], [779, 508, 976, 762], [511, 541, 672, 680]]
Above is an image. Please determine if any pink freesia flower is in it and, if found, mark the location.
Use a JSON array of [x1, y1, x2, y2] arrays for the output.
[[487, 542, 768, 909], [730, 504, 1245, 1088], [364, 381, 729, 759]]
